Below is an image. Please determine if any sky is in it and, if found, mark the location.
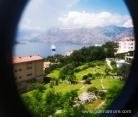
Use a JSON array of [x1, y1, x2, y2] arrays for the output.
[[18, 0, 133, 31]]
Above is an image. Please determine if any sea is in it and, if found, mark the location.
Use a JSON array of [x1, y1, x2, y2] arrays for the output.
[[13, 42, 89, 58]]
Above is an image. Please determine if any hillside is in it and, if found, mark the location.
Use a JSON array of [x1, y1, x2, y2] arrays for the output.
[[16, 25, 133, 45]]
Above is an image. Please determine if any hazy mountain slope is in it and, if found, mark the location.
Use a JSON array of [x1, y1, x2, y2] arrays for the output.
[[16, 25, 133, 45]]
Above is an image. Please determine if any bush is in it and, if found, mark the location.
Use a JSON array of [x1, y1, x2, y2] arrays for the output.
[[83, 73, 93, 80], [87, 73, 92, 77], [87, 86, 98, 93], [82, 75, 88, 80], [43, 76, 51, 83], [111, 61, 116, 66], [98, 91, 106, 99], [74, 68, 81, 73], [84, 79, 91, 84], [87, 63, 95, 67]]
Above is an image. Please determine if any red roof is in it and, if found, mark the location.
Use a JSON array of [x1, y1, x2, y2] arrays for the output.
[[13, 56, 43, 64]]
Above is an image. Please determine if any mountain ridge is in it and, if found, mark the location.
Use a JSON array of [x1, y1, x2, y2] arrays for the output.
[[16, 25, 134, 45]]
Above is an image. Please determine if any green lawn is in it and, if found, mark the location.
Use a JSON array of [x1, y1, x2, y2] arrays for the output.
[[47, 68, 60, 79], [102, 78, 124, 89], [47, 60, 107, 81], [85, 99, 103, 110], [75, 65, 106, 80], [90, 78, 123, 89], [45, 60, 124, 94], [90, 79, 103, 89], [53, 82, 83, 93]]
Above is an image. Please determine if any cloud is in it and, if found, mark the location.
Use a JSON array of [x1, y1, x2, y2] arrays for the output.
[[123, 19, 133, 28], [58, 11, 133, 28], [19, 0, 80, 30]]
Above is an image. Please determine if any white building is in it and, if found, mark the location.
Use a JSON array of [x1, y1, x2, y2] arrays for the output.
[[94, 44, 102, 47], [115, 37, 135, 54]]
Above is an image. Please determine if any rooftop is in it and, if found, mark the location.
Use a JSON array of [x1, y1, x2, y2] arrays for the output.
[[118, 37, 134, 42], [13, 55, 43, 64]]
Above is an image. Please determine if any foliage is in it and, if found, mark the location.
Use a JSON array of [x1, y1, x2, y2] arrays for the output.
[[115, 53, 126, 59], [59, 64, 77, 83], [117, 63, 130, 79], [87, 86, 98, 93], [105, 85, 122, 108], [103, 42, 118, 58], [82, 73, 93, 80], [45, 42, 115, 70], [43, 76, 51, 84], [104, 67, 111, 76], [22, 41, 125, 116], [84, 79, 91, 84], [22, 89, 82, 117]]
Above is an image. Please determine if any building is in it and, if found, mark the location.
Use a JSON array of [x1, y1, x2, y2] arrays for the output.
[[94, 43, 102, 47], [115, 37, 135, 54], [13, 55, 44, 84], [43, 61, 51, 70]]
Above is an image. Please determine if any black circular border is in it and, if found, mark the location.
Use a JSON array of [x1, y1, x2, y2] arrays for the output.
[[0, 0, 138, 117]]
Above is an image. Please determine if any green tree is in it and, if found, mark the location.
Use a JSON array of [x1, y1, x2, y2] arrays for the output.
[[66, 74, 77, 84], [117, 64, 130, 79], [103, 42, 118, 58]]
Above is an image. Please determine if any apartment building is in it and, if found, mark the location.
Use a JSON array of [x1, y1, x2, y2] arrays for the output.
[[13, 55, 44, 83], [115, 37, 135, 54]]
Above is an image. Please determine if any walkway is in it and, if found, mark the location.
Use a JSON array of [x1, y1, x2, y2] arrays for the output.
[[96, 101, 105, 109], [101, 78, 105, 89], [106, 59, 113, 69]]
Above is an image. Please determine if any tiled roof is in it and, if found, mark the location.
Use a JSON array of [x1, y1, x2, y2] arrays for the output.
[[13, 56, 43, 64]]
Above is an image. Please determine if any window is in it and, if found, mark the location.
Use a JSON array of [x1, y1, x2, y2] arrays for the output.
[[19, 68, 22, 71], [26, 66, 32, 70], [27, 62, 32, 65], [26, 73, 32, 76]]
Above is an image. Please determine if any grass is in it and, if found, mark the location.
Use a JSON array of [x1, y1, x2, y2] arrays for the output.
[[90, 78, 124, 90], [85, 99, 103, 110], [47, 60, 107, 81], [75, 65, 106, 80], [22, 60, 124, 112], [44, 60, 124, 94], [90, 79, 103, 89], [78, 84, 92, 94], [53, 82, 83, 93], [47, 68, 60, 79], [102, 78, 124, 89]]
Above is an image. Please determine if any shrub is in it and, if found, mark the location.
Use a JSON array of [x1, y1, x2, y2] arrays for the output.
[[43, 76, 51, 83], [87, 73, 92, 77], [82, 75, 88, 80], [87, 63, 95, 67], [87, 86, 98, 93], [98, 91, 106, 99], [74, 68, 81, 73], [84, 79, 91, 84]]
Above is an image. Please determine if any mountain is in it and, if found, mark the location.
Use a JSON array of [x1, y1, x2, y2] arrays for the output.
[[16, 25, 134, 45]]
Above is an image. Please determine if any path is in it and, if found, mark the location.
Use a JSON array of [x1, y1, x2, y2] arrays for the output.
[[80, 85, 85, 90], [101, 78, 105, 89], [96, 101, 105, 109], [106, 59, 113, 69]]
